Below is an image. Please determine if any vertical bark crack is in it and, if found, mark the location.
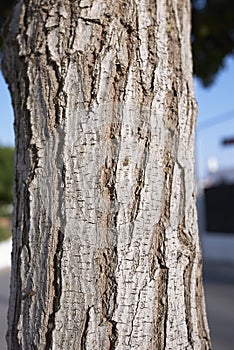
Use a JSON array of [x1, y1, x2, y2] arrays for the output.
[[151, 222, 169, 349], [81, 306, 92, 350], [131, 126, 150, 221], [127, 284, 146, 347], [109, 319, 118, 349], [45, 229, 64, 349], [183, 260, 194, 348], [100, 249, 119, 348], [153, 267, 169, 350]]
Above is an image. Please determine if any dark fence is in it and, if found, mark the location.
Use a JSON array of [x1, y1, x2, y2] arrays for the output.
[[204, 184, 234, 233]]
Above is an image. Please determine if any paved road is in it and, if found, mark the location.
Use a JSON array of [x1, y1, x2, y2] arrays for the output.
[[203, 260, 234, 350], [0, 261, 233, 349], [0, 268, 10, 350]]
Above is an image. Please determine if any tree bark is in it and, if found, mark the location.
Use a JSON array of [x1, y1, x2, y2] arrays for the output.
[[2, 0, 211, 349]]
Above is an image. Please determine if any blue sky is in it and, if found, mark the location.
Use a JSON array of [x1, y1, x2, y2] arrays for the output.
[[0, 71, 14, 146], [1, 57, 234, 180], [195, 57, 234, 179]]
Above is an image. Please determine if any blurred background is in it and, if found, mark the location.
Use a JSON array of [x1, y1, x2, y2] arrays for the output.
[[1, 0, 234, 349]]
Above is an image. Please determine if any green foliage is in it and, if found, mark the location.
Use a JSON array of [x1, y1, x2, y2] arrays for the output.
[[0, 0, 15, 49], [0, 146, 13, 241], [0, 0, 14, 16], [0, 146, 14, 206], [0, 221, 12, 242], [192, 0, 234, 86]]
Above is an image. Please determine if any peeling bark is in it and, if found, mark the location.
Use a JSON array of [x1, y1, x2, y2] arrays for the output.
[[2, 0, 211, 349]]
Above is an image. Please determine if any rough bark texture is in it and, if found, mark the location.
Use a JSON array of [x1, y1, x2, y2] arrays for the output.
[[2, 0, 211, 349]]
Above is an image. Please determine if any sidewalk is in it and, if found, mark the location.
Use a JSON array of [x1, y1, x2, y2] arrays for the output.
[[0, 268, 10, 350], [0, 239, 11, 350]]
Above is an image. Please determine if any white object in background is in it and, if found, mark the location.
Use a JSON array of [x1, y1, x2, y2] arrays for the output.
[[207, 157, 218, 174], [0, 239, 11, 269]]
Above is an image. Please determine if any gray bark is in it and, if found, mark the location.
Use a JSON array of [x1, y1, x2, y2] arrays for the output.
[[2, 0, 211, 349]]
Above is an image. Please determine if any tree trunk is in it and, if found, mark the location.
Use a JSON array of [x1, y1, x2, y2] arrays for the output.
[[2, 1, 211, 349]]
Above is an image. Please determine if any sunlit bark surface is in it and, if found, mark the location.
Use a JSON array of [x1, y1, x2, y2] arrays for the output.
[[3, 0, 211, 349]]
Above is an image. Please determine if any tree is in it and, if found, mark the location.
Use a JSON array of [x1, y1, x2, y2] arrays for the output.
[[192, 0, 234, 86], [2, 1, 211, 349]]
